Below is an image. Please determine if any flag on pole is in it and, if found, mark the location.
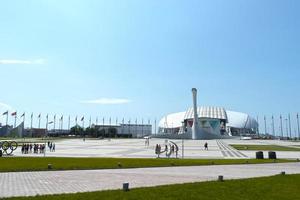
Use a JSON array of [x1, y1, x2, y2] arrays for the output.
[[21, 113, 25, 117], [11, 111, 17, 128], [2, 111, 8, 115], [38, 113, 41, 118]]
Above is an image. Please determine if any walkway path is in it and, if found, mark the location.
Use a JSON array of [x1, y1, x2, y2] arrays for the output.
[[216, 140, 248, 158], [1, 162, 300, 198]]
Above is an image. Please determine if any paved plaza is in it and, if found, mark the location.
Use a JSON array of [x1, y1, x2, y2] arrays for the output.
[[1, 138, 300, 198], [12, 138, 300, 159], [1, 162, 300, 198]]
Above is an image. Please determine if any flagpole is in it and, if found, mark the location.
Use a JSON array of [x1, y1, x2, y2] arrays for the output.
[[54, 115, 56, 130], [6, 111, 8, 126], [30, 113, 33, 137], [61, 115, 63, 130], [82, 116, 84, 128], [38, 114, 41, 129], [297, 113, 300, 139], [256, 116, 259, 136], [280, 115, 283, 138], [103, 117, 105, 138], [46, 114, 48, 130], [44, 114, 48, 157], [23, 113, 25, 124], [285, 118, 288, 138], [68, 115, 70, 130], [264, 116, 267, 135], [14, 112, 17, 128], [89, 116, 91, 128], [288, 114, 292, 138], [272, 115, 275, 136]]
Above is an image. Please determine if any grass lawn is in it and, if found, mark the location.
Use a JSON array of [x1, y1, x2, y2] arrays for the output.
[[230, 144, 300, 151], [3, 174, 300, 200], [0, 157, 295, 172]]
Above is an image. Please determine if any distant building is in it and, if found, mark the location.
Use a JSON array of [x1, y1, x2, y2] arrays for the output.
[[24, 128, 47, 137], [47, 129, 71, 137], [157, 106, 258, 139], [94, 123, 152, 138], [0, 125, 13, 137]]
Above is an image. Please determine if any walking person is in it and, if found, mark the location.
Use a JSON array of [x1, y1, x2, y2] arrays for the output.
[[204, 142, 208, 150]]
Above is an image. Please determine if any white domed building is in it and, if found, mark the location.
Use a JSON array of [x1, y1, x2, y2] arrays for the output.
[[156, 106, 258, 139]]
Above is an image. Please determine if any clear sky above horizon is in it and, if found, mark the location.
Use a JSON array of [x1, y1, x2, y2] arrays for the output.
[[0, 0, 300, 133]]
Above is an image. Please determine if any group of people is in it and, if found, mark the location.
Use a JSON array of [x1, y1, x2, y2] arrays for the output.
[[21, 141, 56, 154], [155, 143, 179, 158], [47, 141, 56, 152], [21, 143, 46, 154], [154, 141, 209, 158]]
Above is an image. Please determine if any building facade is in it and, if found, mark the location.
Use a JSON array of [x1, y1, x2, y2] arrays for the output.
[[157, 106, 258, 139]]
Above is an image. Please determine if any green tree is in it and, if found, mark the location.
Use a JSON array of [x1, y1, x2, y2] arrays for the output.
[[108, 127, 117, 138], [70, 125, 84, 136]]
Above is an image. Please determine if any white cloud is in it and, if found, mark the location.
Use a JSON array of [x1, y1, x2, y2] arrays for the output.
[[0, 59, 45, 65], [0, 102, 13, 111], [81, 98, 131, 105]]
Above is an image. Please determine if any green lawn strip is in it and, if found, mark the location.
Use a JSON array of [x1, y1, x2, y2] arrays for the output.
[[230, 144, 300, 151], [0, 157, 295, 172], [3, 174, 300, 200]]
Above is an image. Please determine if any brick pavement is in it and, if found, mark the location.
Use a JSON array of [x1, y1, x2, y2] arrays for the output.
[[1, 162, 300, 198]]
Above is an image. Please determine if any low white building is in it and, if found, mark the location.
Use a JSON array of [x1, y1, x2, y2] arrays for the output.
[[94, 123, 152, 138]]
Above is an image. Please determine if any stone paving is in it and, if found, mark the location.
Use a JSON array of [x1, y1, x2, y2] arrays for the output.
[[1, 162, 300, 198], [10, 138, 300, 159]]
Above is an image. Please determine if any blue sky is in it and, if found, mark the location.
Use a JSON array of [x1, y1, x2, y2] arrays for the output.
[[0, 0, 300, 134]]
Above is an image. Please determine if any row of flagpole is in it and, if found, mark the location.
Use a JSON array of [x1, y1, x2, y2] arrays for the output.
[[2, 111, 299, 138], [1, 111, 157, 133], [259, 113, 300, 138]]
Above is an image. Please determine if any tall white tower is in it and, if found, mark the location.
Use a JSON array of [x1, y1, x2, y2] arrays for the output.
[[192, 88, 201, 139]]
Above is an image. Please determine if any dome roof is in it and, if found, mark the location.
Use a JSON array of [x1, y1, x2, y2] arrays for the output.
[[159, 107, 258, 130], [184, 106, 227, 121], [226, 110, 258, 129]]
